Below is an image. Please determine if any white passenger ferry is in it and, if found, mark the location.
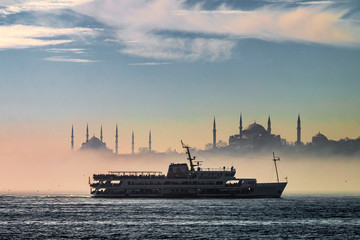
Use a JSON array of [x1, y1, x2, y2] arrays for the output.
[[89, 141, 287, 198]]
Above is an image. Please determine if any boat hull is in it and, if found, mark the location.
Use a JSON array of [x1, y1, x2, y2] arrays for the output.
[[91, 182, 287, 198]]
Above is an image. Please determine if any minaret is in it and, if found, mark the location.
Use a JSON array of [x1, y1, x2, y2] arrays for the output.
[[131, 130, 134, 154], [71, 125, 74, 151], [86, 123, 89, 142], [213, 117, 216, 149], [297, 114, 301, 145], [100, 125, 103, 142], [239, 113, 243, 140], [115, 124, 118, 155], [267, 115, 271, 135], [149, 130, 152, 152]]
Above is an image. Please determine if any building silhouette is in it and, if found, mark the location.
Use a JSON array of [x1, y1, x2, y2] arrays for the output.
[[149, 130, 152, 152], [71, 125, 74, 151], [296, 114, 302, 145], [79, 124, 112, 153], [115, 124, 118, 154], [86, 123, 89, 143], [69, 115, 360, 156], [131, 130, 134, 154], [228, 114, 281, 149], [312, 132, 328, 146], [215, 114, 360, 155], [239, 113, 243, 139], [309, 131, 360, 155], [71, 124, 157, 155], [213, 117, 216, 149]]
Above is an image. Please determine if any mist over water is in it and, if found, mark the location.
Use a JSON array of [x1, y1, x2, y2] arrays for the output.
[[0, 124, 358, 194], [1, 137, 359, 194]]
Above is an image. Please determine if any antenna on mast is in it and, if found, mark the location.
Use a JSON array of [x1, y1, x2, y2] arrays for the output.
[[181, 140, 196, 172], [273, 152, 280, 183]]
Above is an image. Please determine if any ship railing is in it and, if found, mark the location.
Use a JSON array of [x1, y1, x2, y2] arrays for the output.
[[93, 173, 165, 180], [108, 171, 163, 176], [199, 167, 235, 172]]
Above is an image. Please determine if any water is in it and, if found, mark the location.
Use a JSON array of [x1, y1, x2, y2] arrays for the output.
[[0, 195, 359, 239]]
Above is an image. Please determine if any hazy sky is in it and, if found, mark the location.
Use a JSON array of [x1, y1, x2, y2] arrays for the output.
[[1, 0, 360, 194], [1, 0, 360, 153]]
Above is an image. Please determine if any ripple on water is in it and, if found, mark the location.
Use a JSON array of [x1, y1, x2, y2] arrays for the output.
[[0, 195, 359, 239]]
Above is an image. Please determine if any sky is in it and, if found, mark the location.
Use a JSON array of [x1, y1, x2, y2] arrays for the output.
[[1, 0, 360, 152], [0, 0, 360, 193]]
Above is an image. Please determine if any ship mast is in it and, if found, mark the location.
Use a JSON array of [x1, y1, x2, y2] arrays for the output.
[[273, 152, 280, 183], [181, 140, 196, 172]]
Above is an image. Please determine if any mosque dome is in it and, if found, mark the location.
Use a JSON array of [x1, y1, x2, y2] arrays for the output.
[[243, 122, 268, 135], [81, 136, 108, 150], [312, 132, 328, 145], [313, 132, 328, 141], [88, 136, 102, 144]]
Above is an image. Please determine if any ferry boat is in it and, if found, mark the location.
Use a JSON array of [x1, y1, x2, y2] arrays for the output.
[[89, 141, 287, 198]]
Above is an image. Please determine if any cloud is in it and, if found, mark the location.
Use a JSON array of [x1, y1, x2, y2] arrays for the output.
[[75, 0, 360, 61], [77, 0, 239, 61], [262, 0, 331, 3], [128, 62, 169, 66], [0, 25, 96, 49], [298, 1, 333, 5], [46, 48, 86, 54], [120, 33, 235, 61], [44, 56, 98, 63], [0, 0, 93, 15], [2, 0, 360, 61]]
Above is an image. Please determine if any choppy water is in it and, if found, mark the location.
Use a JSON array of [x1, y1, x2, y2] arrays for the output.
[[0, 195, 359, 239]]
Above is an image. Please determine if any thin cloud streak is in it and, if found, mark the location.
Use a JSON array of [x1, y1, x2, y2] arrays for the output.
[[44, 56, 98, 63], [299, 1, 333, 5], [46, 48, 86, 54], [129, 62, 169, 66], [0, 0, 92, 15], [0, 25, 96, 49]]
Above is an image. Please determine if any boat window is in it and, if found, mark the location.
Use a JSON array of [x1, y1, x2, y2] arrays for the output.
[[226, 180, 240, 185]]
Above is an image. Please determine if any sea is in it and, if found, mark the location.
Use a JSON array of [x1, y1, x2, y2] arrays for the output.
[[0, 194, 359, 239]]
